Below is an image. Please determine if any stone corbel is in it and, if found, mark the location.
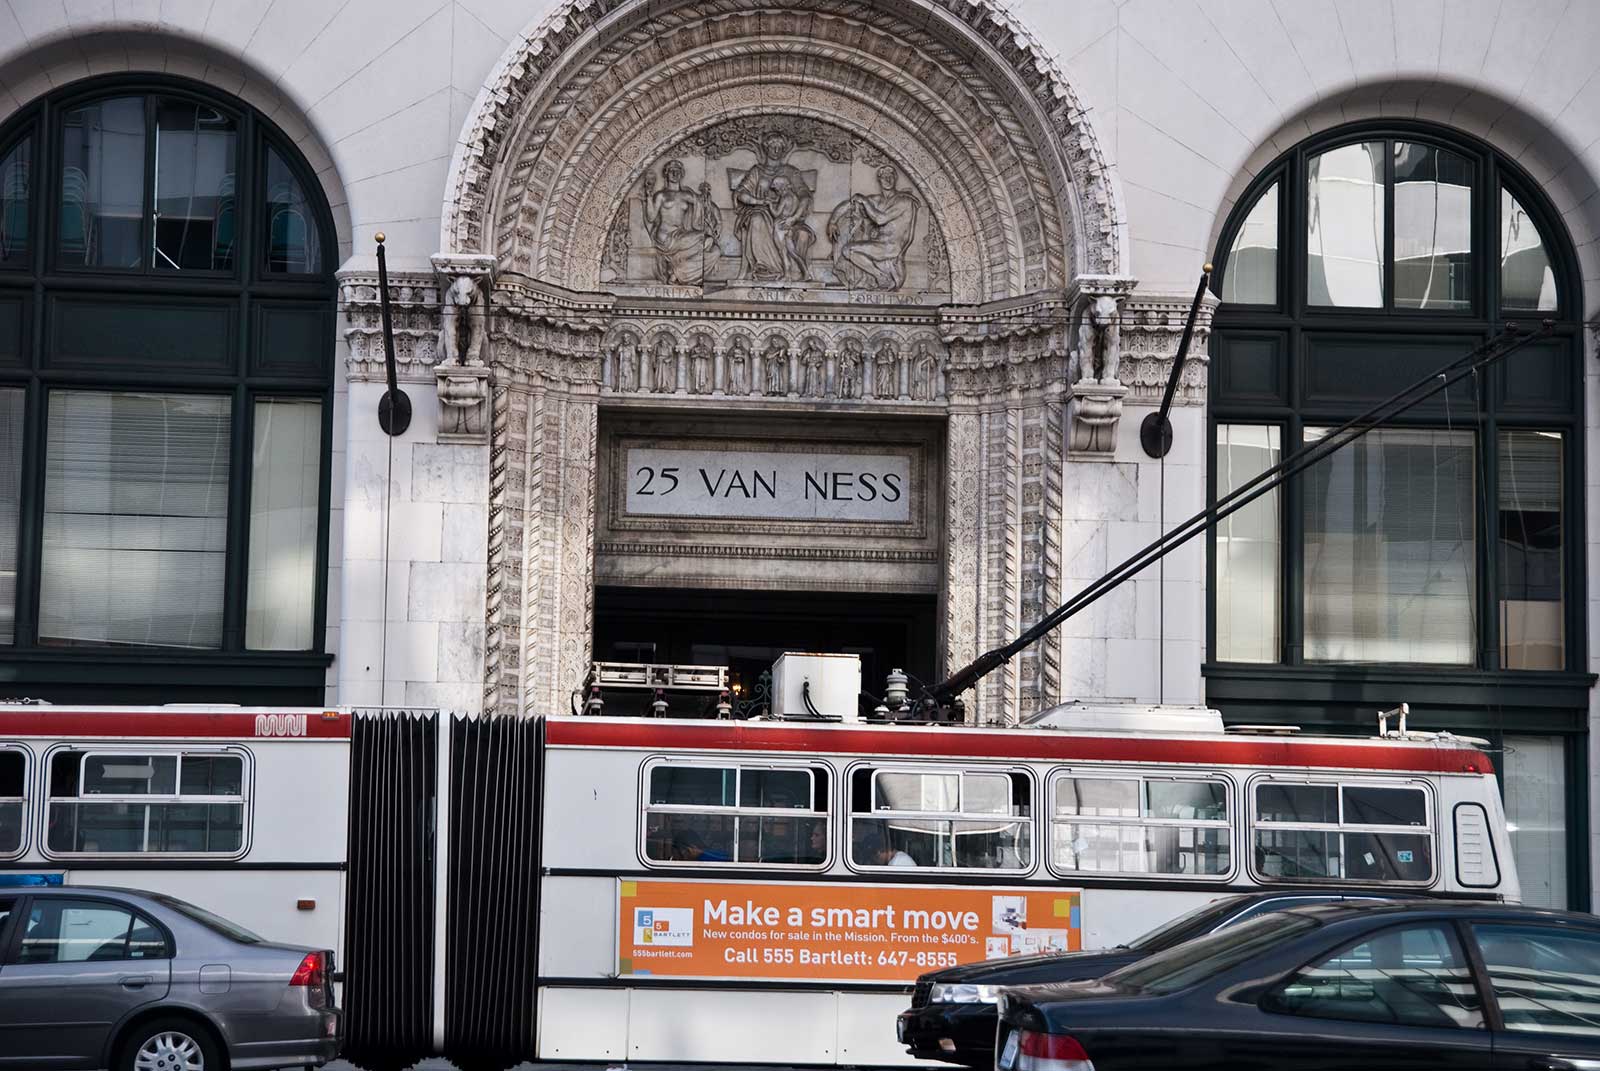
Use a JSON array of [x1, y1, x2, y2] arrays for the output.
[[1066, 274, 1137, 459], [436, 364, 492, 444]]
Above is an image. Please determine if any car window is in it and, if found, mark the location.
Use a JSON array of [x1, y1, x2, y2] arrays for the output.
[[1265, 923, 1483, 1029], [1227, 896, 1342, 926], [1126, 895, 1251, 951], [1470, 923, 1600, 1037], [1110, 911, 1318, 994], [17, 898, 167, 963], [149, 892, 262, 944]]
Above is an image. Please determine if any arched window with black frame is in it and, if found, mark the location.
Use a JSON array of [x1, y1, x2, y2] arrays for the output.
[[1206, 123, 1587, 910], [0, 76, 335, 704]]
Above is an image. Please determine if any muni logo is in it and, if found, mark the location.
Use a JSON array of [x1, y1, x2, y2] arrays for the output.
[[254, 713, 308, 738]]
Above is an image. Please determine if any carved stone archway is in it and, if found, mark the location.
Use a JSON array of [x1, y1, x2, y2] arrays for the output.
[[433, 0, 1131, 720]]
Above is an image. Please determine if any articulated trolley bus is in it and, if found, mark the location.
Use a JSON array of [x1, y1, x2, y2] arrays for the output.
[[0, 699, 1516, 1067]]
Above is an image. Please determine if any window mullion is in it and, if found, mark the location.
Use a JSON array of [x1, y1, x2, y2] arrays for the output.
[[222, 383, 250, 651], [1383, 138, 1395, 312]]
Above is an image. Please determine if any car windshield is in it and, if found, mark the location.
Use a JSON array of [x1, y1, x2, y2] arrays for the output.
[[1126, 896, 1251, 951], [149, 893, 264, 944], [1108, 912, 1317, 995]]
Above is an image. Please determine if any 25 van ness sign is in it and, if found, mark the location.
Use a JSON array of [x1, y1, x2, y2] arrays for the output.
[[617, 878, 1081, 983]]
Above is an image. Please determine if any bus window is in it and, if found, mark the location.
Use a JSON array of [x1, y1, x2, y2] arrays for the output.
[[1048, 773, 1232, 878], [1252, 779, 1433, 884], [45, 749, 248, 856], [0, 749, 24, 856], [641, 761, 829, 868], [849, 766, 1032, 872]]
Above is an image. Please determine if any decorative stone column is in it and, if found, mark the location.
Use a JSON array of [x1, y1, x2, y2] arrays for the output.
[[482, 279, 614, 716], [940, 297, 1072, 725]]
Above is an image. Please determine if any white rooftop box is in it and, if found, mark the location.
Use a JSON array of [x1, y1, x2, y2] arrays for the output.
[[1025, 701, 1226, 735], [771, 653, 861, 722]]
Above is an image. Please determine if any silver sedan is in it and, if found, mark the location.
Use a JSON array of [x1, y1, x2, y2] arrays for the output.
[[0, 884, 341, 1070]]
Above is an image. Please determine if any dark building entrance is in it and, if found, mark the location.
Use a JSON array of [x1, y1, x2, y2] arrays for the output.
[[593, 586, 939, 716]]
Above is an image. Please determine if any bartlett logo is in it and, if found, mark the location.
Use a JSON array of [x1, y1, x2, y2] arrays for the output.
[[634, 906, 693, 947]]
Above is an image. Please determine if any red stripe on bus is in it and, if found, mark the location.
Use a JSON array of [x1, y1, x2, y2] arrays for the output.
[[0, 710, 352, 740], [544, 719, 1493, 774]]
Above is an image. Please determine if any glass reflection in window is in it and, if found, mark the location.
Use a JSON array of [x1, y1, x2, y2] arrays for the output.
[[265, 145, 321, 273], [1503, 735, 1567, 909], [0, 134, 30, 267], [1501, 188, 1557, 311], [1303, 427, 1475, 664], [39, 391, 230, 649], [246, 399, 322, 650], [153, 99, 237, 272], [1215, 424, 1281, 663], [58, 97, 145, 268], [1393, 143, 1472, 310], [1221, 182, 1277, 304], [1499, 431, 1563, 670], [1307, 142, 1383, 307]]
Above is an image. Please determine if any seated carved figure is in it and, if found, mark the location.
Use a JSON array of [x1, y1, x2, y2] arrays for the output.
[[828, 166, 920, 290]]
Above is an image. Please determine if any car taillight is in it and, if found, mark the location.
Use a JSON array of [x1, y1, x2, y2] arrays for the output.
[[1016, 1030, 1094, 1071], [290, 951, 329, 1008]]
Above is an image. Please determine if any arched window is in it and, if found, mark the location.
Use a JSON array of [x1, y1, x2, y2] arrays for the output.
[[0, 77, 334, 702], [1207, 123, 1585, 909]]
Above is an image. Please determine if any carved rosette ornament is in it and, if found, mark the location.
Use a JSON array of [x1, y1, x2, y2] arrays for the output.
[[1066, 275, 1138, 460]]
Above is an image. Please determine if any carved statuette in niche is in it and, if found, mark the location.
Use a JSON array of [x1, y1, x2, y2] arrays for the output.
[[837, 337, 864, 399], [651, 336, 678, 393], [828, 166, 920, 291], [800, 338, 827, 397], [726, 335, 752, 395], [763, 334, 791, 396], [734, 132, 815, 283], [642, 159, 720, 285], [688, 334, 714, 395], [874, 340, 900, 399], [614, 333, 640, 392], [1076, 294, 1123, 384], [910, 340, 939, 401], [438, 274, 485, 366]]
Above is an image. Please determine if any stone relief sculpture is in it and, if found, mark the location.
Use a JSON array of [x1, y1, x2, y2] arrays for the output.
[[615, 333, 640, 391], [438, 274, 486, 365], [688, 334, 714, 394], [642, 159, 720, 285], [1075, 294, 1122, 384], [762, 334, 791, 395], [799, 338, 827, 397], [837, 337, 864, 399], [874, 339, 900, 399], [733, 132, 815, 283], [828, 166, 920, 290], [651, 335, 678, 393], [910, 340, 939, 401], [726, 335, 752, 395]]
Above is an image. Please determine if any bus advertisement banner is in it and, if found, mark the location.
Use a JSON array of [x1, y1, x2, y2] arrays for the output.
[[617, 878, 1082, 983]]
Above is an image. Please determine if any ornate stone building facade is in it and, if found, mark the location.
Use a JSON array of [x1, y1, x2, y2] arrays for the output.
[[3, 0, 1600, 907]]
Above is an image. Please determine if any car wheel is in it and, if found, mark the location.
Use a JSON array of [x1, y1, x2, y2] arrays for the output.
[[120, 1018, 219, 1071]]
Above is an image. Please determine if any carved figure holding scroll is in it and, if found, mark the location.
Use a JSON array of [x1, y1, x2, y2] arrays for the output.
[[1075, 295, 1122, 384], [688, 334, 714, 395], [763, 334, 791, 396], [726, 335, 752, 395], [911, 340, 939, 401], [642, 159, 720, 285], [734, 132, 814, 283], [837, 337, 864, 399], [828, 166, 920, 291], [652, 336, 678, 393], [874, 339, 901, 399], [438, 274, 485, 366], [800, 338, 827, 397]]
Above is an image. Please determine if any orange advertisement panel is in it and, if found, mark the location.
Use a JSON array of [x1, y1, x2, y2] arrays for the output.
[[617, 878, 1081, 984]]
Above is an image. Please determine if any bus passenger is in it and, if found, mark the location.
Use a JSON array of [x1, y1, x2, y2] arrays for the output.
[[854, 825, 916, 867], [672, 829, 731, 863]]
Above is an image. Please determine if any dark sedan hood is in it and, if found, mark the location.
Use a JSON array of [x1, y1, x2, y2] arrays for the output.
[[922, 948, 1143, 986]]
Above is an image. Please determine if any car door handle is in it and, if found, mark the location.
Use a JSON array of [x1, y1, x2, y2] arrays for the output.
[[1529, 1059, 1577, 1071], [118, 974, 153, 990]]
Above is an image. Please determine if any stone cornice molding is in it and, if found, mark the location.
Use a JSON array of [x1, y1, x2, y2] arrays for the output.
[[1120, 291, 1220, 405], [338, 269, 442, 383]]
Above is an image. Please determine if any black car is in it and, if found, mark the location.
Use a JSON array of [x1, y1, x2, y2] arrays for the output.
[[897, 890, 1409, 1067], [997, 900, 1600, 1071]]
